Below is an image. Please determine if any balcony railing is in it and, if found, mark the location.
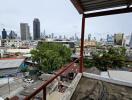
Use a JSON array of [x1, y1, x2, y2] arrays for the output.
[[24, 59, 79, 100]]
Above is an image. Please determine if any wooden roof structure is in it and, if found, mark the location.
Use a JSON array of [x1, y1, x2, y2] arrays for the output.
[[71, 0, 132, 17]]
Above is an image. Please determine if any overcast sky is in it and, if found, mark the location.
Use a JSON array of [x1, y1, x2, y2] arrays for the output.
[[0, 0, 132, 40]]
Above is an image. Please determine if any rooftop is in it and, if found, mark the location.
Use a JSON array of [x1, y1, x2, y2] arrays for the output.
[[0, 58, 24, 69]]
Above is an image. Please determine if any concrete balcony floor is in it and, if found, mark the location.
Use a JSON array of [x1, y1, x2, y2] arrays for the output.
[[71, 77, 132, 100]]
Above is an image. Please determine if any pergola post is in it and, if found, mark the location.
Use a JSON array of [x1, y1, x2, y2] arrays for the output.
[[80, 14, 85, 73], [43, 87, 46, 100]]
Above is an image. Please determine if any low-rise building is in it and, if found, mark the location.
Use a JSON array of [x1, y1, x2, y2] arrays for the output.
[[0, 58, 24, 75], [6, 49, 32, 54], [0, 39, 38, 49], [75, 40, 96, 57]]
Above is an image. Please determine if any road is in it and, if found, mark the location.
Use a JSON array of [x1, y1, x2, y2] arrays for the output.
[[0, 78, 23, 99]]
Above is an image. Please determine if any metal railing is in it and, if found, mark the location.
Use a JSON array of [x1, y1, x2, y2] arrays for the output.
[[24, 59, 79, 100]]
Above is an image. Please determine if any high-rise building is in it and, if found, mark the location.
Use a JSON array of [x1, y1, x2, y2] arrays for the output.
[[88, 34, 91, 41], [106, 34, 114, 45], [33, 18, 40, 40], [125, 35, 131, 46], [75, 33, 79, 41], [129, 33, 132, 48], [27, 25, 31, 40], [51, 33, 54, 39], [114, 33, 124, 45], [9, 30, 17, 39], [59, 35, 62, 40], [64, 35, 66, 39], [2, 28, 7, 39], [20, 23, 30, 40]]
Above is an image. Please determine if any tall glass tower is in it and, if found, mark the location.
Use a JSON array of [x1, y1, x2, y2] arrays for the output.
[[33, 18, 40, 40], [2, 28, 7, 39]]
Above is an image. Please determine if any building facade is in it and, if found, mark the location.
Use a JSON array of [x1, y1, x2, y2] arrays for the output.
[[129, 33, 132, 49], [114, 33, 124, 45], [20, 23, 30, 40], [33, 18, 40, 40], [2, 29, 7, 39], [106, 34, 114, 45]]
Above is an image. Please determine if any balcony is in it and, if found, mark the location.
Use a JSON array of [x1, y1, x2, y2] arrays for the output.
[[9, 0, 132, 100]]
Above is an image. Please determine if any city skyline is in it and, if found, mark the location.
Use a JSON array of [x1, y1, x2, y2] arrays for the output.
[[0, 0, 132, 40]]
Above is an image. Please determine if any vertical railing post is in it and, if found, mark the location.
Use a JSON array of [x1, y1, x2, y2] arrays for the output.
[[80, 14, 85, 73], [43, 87, 46, 100]]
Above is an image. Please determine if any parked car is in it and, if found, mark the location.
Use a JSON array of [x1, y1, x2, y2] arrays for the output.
[[23, 78, 34, 83]]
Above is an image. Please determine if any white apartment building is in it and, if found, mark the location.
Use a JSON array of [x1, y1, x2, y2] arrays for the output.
[[5, 40, 22, 48], [0, 39, 39, 48]]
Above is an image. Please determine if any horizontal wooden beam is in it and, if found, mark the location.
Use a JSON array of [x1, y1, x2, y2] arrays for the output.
[[84, 7, 132, 18], [70, 0, 84, 14]]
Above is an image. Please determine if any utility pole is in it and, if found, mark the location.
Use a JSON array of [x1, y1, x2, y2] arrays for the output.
[[7, 76, 10, 94]]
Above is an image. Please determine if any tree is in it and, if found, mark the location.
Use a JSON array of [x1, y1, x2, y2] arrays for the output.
[[15, 52, 21, 56], [83, 58, 94, 68], [11, 44, 15, 48], [92, 47, 126, 71], [30, 42, 72, 72]]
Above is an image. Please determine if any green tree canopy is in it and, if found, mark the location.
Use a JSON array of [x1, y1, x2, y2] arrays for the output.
[[30, 42, 72, 72], [92, 47, 126, 71]]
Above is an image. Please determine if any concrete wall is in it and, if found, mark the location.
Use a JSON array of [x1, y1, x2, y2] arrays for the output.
[[61, 73, 82, 100], [108, 70, 132, 82], [83, 72, 132, 87]]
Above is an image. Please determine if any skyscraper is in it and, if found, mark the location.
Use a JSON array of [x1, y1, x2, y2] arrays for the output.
[[33, 18, 40, 40], [2, 28, 7, 39], [106, 34, 114, 45], [114, 33, 124, 45], [51, 33, 54, 39], [9, 30, 17, 39], [88, 34, 91, 41], [129, 33, 132, 48], [20, 23, 30, 40], [27, 25, 31, 40]]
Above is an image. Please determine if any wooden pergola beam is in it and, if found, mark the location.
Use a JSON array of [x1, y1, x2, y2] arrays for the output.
[[70, 0, 84, 14], [84, 7, 132, 18]]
